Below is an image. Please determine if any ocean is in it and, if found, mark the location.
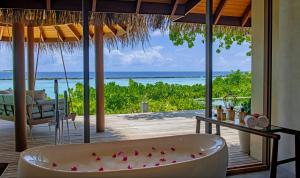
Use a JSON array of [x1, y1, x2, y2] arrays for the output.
[[0, 71, 231, 98]]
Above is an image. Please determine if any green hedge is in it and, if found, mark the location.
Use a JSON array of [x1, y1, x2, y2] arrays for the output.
[[68, 70, 251, 115]]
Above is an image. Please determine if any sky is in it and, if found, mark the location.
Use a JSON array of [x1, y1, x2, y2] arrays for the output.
[[0, 30, 251, 72]]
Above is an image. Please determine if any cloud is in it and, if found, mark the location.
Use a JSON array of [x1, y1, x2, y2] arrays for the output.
[[108, 46, 173, 66], [150, 29, 169, 37]]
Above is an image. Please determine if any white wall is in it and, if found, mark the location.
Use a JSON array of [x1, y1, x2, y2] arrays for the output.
[[252, 0, 300, 175], [250, 0, 264, 161], [272, 0, 300, 175]]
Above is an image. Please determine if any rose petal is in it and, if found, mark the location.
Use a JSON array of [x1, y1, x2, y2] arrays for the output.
[[160, 158, 166, 162], [147, 153, 152, 157], [99, 167, 104, 172], [143, 164, 147, 168], [123, 156, 128, 161], [117, 151, 124, 156], [71, 166, 77, 171], [128, 165, 132, 169], [198, 152, 203, 156], [52, 162, 57, 167], [92, 152, 97, 156], [134, 150, 139, 156], [96, 156, 101, 161], [152, 147, 156, 151], [171, 147, 176, 151], [160, 151, 165, 155], [191, 154, 196, 159], [155, 163, 160, 166], [112, 153, 117, 158], [172, 160, 177, 163]]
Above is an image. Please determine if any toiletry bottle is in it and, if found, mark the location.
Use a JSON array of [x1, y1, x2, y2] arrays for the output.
[[238, 108, 247, 125], [228, 106, 235, 121], [217, 105, 223, 121]]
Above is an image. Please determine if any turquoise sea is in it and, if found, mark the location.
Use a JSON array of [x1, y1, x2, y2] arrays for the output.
[[0, 72, 231, 98]]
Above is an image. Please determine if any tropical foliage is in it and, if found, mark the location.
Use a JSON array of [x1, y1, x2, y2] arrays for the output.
[[168, 23, 252, 56], [68, 70, 251, 115]]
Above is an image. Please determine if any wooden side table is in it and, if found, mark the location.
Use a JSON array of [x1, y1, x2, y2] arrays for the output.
[[195, 115, 300, 178]]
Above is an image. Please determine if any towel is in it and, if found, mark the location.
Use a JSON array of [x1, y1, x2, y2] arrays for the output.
[[244, 115, 257, 128], [257, 116, 270, 128]]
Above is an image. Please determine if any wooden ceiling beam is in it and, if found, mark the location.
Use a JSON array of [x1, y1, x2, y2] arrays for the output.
[[54, 26, 65, 42], [0, 27, 4, 40], [67, 24, 82, 41], [46, 0, 51, 10], [92, 0, 97, 12], [185, 0, 201, 15], [107, 25, 117, 38], [213, 0, 227, 25], [170, 0, 179, 17], [38, 26, 46, 42], [136, 0, 142, 14], [241, 3, 251, 27]]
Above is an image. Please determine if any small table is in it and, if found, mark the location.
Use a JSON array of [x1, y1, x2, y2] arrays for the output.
[[196, 115, 300, 178]]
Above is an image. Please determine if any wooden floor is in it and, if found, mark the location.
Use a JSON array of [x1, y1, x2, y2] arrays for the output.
[[0, 110, 260, 178]]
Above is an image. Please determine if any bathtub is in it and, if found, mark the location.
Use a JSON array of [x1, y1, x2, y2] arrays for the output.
[[18, 134, 228, 178]]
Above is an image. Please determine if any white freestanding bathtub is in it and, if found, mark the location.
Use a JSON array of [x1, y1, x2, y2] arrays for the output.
[[18, 134, 228, 178]]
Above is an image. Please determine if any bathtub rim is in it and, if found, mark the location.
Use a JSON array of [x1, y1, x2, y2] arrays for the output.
[[19, 134, 227, 174]]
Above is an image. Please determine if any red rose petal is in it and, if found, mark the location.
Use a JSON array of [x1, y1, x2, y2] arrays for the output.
[[172, 160, 177, 163], [134, 150, 139, 156], [147, 153, 152, 157], [112, 153, 117, 158], [128, 165, 132, 169], [117, 151, 124, 156], [123, 156, 128, 161], [71, 166, 77, 171], [99, 167, 104, 172], [160, 158, 166, 162], [171, 147, 176, 151], [152, 147, 156, 151], [96, 156, 101, 161], [191, 154, 196, 159], [92, 152, 97, 156], [155, 163, 160, 166], [198, 152, 203, 156], [160, 151, 165, 155], [143, 164, 147, 168], [52, 162, 57, 167]]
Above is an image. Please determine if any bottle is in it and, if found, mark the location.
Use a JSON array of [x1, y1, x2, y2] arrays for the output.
[[228, 106, 235, 121], [216, 105, 223, 121], [239, 107, 247, 125]]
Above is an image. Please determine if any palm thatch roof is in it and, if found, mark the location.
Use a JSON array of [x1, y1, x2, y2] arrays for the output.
[[0, 9, 169, 50]]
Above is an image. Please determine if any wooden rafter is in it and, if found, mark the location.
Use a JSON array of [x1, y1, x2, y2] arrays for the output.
[[0, 27, 4, 40], [46, 0, 51, 10], [242, 3, 251, 27], [136, 0, 142, 14], [38, 26, 46, 42], [107, 25, 117, 38], [54, 26, 65, 42], [185, 0, 201, 15], [213, 0, 227, 25], [92, 0, 97, 12], [67, 24, 81, 40], [170, 0, 179, 17]]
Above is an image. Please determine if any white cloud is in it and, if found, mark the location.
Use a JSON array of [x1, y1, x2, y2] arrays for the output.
[[108, 46, 173, 65], [150, 29, 169, 37]]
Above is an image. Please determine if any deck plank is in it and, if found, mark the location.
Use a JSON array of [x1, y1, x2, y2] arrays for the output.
[[0, 111, 260, 178]]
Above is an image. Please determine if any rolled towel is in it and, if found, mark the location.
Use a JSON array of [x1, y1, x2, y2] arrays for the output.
[[257, 116, 270, 128], [244, 115, 257, 128]]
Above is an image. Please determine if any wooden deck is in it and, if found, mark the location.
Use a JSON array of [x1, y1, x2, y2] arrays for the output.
[[0, 110, 260, 177]]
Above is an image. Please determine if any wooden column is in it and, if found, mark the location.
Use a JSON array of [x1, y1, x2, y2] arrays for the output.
[[205, 0, 213, 134], [82, 0, 90, 143], [95, 24, 105, 132], [13, 22, 27, 152], [27, 26, 35, 91]]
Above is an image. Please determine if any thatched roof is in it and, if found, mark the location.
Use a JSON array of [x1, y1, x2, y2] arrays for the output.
[[0, 10, 169, 50]]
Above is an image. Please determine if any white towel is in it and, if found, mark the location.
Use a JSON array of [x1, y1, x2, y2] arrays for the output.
[[257, 116, 270, 128], [244, 115, 257, 128]]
